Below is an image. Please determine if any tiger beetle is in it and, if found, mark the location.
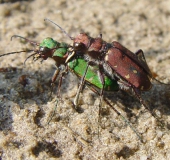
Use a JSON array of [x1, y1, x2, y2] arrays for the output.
[[44, 19, 170, 122], [0, 36, 143, 141]]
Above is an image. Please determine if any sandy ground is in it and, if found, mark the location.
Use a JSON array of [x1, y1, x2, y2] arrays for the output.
[[0, 0, 170, 160]]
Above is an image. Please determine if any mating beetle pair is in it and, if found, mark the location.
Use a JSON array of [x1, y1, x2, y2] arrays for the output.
[[1, 19, 169, 113], [0, 34, 144, 140], [0, 19, 169, 141], [44, 19, 168, 118], [0, 36, 120, 102]]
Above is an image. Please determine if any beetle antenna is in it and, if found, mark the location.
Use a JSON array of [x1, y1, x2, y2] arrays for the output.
[[44, 18, 74, 40], [0, 50, 33, 57], [11, 35, 39, 46]]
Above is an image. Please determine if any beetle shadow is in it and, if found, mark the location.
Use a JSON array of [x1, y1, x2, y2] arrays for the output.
[[147, 83, 170, 116], [105, 90, 141, 120], [1, 61, 170, 132], [104, 82, 170, 127], [0, 68, 20, 131], [144, 48, 170, 116], [0, 65, 73, 131], [0, 102, 13, 131]]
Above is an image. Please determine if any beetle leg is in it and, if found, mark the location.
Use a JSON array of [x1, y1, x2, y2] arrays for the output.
[[98, 65, 105, 108], [87, 84, 143, 142], [95, 64, 106, 137], [49, 68, 61, 100], [135, 49, 148, 66], [152, 77, 170, 85], [135, 49, 147, 61], [135, 50, 170, 85], [118, 79, 160, 118], [47, 67, 68, 124], [49, 66, 67, 100], [56, 66, 68, 99], [135, 49, 150, 70], [132, 87, 165, 127], [135, 49, 152, 75], [119, 79, 165, 127], [73, 62, 91, 109]]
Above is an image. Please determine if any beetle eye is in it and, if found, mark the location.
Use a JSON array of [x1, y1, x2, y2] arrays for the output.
[[74, 42, 86, 51], [39, 46, 50, 55], [39, 46, 44, 53]]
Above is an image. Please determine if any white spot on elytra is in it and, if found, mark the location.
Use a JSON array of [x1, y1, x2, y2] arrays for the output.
[[133, 70, 137, 74], [125, 74, 130, 79]]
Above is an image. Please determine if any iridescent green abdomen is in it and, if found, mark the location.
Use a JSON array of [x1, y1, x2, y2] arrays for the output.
[[68, 58, 119, 91]]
